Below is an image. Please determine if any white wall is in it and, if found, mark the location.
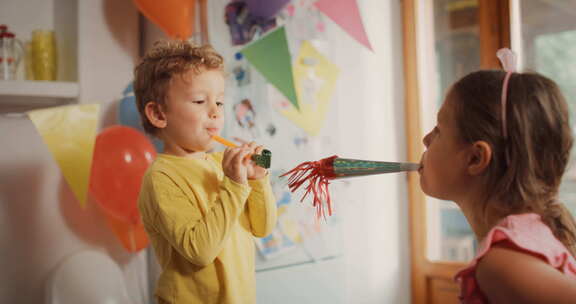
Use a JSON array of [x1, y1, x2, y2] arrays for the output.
[[205, 0, 411, 303], [0, 0, 411, 302], [0, 0, 146, 303]]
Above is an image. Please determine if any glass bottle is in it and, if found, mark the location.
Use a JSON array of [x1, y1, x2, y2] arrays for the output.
[[0, 32, 24, 80]]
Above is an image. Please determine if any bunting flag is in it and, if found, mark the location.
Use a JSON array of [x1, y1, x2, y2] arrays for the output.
[[314, 0, 372, 51], [28, 104, 100, 207], [241, 26, 300, 110], [273, 41, 339, 136]]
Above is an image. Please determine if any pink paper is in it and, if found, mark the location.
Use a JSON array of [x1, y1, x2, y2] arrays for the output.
[[314, 0, 372, 51]]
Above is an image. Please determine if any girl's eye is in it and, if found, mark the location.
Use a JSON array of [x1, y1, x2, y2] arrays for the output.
[[193, 100, 205, 104], [216, 102, 224, 107]]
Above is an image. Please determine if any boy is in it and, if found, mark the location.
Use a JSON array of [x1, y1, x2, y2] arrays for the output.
[[135, 40, 277, 304]]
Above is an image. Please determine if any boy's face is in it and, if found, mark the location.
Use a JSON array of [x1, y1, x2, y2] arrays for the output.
[[161, 68, 225, 155]]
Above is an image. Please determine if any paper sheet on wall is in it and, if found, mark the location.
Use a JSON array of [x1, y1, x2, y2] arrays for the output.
[[222, 57, 341, 269], [253, 170, 342, 265], [28, 104, 99, 207], [273, 41, 339, 136], [223, 3, 343, 270], [283, 0, 325, 41], [245, 0, 290, 18]]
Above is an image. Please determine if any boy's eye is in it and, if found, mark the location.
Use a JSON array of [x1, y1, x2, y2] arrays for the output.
[[193, 100, 205, 104], [216, 102, 224, 107]]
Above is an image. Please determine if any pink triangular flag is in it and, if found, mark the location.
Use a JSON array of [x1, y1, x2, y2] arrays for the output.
[[314, 0, 372, 51]]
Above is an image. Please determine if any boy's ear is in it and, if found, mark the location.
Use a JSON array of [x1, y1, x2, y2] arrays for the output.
[[144, 101, 167, 128], [467, 141, 492, 175]]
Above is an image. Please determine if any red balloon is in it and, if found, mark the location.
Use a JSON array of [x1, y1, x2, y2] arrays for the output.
[[133, 0, 196, 39], [104, 211, 149, 252], [90, 126, 156, 225]]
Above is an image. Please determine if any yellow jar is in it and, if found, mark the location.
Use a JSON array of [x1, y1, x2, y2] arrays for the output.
[[31, 30, 57, 81]]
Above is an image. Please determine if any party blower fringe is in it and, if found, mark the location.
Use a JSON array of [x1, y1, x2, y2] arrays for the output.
[[281, 156, 420, 219]]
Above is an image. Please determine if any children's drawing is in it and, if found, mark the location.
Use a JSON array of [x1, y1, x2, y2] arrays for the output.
[[233, 98, 259, 138], [225, 0, 278, 46], [254, 170, 341, 265], [282, 0, 325, 41], [265, 124, 277, 137], [232, 53, 251, 87]]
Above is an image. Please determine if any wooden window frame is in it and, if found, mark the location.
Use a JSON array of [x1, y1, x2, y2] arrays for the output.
[[401, 1, 510, 303]]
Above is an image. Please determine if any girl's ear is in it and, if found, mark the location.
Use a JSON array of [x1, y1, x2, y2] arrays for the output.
[[468, 141, 492, 175], [144, 101, 167, 128]]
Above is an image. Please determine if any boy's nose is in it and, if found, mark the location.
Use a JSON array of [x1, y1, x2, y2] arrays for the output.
[[208, 104, 220, 119], [210, 110, 223, 120]]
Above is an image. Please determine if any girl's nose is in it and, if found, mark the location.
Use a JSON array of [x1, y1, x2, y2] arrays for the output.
[[423, 132, 431, 147]]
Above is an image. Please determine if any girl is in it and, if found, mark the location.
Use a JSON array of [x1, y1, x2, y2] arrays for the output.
[[419, 49, 576, 303]]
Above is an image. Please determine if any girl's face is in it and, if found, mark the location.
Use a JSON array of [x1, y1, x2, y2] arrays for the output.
[[419, 92, 471, 201], [161, 68, 225, 157]]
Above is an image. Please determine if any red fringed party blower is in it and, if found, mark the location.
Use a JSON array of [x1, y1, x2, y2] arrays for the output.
[[281, 156, 420, 219]]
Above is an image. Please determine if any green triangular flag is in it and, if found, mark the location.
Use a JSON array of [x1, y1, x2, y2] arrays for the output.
[[241, 26, 299, 110]]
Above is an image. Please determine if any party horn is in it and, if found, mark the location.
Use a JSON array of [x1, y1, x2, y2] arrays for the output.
[[281, 155, 420, 218], [212, 135, 272, 169]]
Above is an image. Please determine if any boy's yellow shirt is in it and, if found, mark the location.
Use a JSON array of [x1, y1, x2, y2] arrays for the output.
[[138, 152, 277, 304]]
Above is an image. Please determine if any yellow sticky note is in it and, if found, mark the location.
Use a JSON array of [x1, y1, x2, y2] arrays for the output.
[[275, 41, 340, 136], [28, 104, 100, 207]]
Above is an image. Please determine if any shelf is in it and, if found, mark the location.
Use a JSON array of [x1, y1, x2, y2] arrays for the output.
[[0, 80, 79, 99], [0, 0, 79, 115], [0, 80, 79, 115]]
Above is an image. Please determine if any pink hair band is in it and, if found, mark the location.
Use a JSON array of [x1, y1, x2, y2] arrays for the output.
[[496, 48, 518, 138]]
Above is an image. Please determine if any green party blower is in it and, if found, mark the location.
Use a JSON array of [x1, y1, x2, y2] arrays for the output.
[[212, 135, 272, 169], [281, 156, 420, 218]]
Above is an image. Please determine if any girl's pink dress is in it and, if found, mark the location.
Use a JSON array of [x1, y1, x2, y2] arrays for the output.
[[455, 213, 576, 303]]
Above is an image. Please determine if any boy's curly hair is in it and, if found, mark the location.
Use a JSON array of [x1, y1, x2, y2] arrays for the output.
[[133, 40, 224, 135]]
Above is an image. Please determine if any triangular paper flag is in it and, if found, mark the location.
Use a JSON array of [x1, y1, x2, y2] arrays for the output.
[[241, 26, 300, 110], [314, 0, 372, 51], [271, 41, 339, 136], [28, 104, 100, 207]]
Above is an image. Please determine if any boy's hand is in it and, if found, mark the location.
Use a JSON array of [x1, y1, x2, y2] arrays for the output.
[[244, 142, 268, 180], [222, 146, 251, 185]]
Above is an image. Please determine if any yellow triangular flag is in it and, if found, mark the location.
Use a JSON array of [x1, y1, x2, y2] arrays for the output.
[[273, 41, 340, 136], [28, 104, 100, 207]]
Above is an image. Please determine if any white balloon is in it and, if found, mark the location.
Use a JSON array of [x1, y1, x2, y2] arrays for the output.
[[47, 251, 133, 304]]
